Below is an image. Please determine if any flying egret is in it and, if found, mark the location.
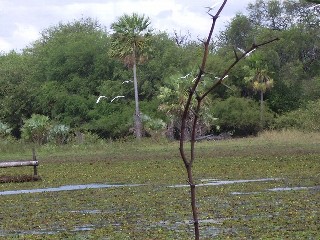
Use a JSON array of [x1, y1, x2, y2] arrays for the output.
[[214, 75, 229, 80], [110, 95, 125, 102], [237, 47, 255, 57], [180, 73, 191, 79], [192, 74, 205, 82], [237, 47, 246, 54], [122, 80, 133, 84], [96, 96, 107, 103], [205, 1, 222, 13]]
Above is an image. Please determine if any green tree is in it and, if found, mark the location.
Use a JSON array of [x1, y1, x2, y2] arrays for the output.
[[27, 18, 113, 129], [306, 0, 320, 3], [247, 0, 320, 30], [110, 13, 152, 139], [274, 99, 320, 132], [218, 14, 255, 50], [0, 51, 36, 137], [244, 65, 274, 128], [211, 97, 274, 136], [158, 72, 214, 140]]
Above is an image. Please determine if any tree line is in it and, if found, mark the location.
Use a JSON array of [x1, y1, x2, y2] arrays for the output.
[[0, 0, 319, 143]]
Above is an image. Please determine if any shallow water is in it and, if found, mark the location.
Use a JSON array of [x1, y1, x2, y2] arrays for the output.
[[231, 185, 320, 195], [268, 186, 319, 191], [0, 183, 142, 196], [170, 178, 280, 188]]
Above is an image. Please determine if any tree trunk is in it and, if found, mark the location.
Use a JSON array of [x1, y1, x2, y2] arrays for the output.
[[260, 90, 264, 128], [132, 43, 142, 139], [187, 164, 200, 240]]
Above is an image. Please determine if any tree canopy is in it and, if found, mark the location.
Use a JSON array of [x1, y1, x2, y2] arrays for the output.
[[0, 1, 319, 141]]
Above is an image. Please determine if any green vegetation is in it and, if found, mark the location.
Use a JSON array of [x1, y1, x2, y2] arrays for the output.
[[0, 131, 319, 239], [0, 1, 319, 238], [0, 1, 319, 140]]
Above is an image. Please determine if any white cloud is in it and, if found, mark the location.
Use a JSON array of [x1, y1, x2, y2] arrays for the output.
[[0, 38, 12, 53], [13, 23, 40, 43], [0, 0, 252, 53]]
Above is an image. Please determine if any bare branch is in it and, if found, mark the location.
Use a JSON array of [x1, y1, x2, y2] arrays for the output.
[[233, 46, 240, 60], [200, 37, 279, 100]]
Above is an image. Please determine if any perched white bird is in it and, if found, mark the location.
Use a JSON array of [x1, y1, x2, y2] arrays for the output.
[[205, 1, 222, 13], [122, 80, 133, 84], [96, 96, 107, 103], [110, 95, 125, 102]]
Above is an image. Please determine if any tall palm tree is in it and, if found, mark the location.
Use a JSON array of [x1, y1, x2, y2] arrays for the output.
[[110, 13, 152, 139], [245, 68, 274, 127]]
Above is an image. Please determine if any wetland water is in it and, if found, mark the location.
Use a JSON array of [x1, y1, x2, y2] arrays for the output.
[[0, 183, 142, 196], [0, 178, 317, 196], [0, 178, 318, 237]]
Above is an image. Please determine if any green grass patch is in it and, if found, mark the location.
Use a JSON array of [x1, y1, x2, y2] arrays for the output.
[[0, 131, 319, 239]]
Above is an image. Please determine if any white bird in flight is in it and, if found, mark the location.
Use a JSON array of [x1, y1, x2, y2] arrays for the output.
[[214, 75, 229, 80], [237, 47, 255, 57], [96, 96, 107, 103], [110, 95, 125, 102], [205, 1, 222, 13], [122, 80, 133, 84], [180, 73, 191, 79]]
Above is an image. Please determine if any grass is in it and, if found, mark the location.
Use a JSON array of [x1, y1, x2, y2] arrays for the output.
[[0, 130, 319, 239]]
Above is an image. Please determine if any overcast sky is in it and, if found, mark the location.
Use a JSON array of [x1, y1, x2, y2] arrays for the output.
[[0, 0, 253, 53]]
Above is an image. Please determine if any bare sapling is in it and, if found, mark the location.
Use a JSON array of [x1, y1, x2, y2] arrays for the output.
[[179, 1, 279, 239]]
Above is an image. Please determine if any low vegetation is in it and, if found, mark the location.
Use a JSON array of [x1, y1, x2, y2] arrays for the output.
[[0, 131, 319, 239]]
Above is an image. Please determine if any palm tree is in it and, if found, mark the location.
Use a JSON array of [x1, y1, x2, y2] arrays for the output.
[[245, 68, 274, 128], [110, 13, 152, 139]]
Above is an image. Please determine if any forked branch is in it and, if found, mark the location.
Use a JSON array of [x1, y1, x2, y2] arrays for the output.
[[178, 1, 279, 240]]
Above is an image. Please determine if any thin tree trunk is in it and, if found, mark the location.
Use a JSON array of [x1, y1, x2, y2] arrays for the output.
[[260, 90, 264, 128], [132, 43, 142, 139], [187, 164, 200, 240]]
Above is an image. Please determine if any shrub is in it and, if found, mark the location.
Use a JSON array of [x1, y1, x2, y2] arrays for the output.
[[49, 124, 70, 144], [21, 114, 51, 144], [274, 100, 320, 132], [0, 121, 12, 138], [210, 97, 274, 136]]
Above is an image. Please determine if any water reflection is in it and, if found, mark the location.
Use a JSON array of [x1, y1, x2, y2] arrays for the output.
[[170, 178, 280, 188], [0, 183, 142, 196]]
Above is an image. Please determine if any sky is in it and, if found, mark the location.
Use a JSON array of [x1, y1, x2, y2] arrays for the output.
[[0, 0, 253, 53]]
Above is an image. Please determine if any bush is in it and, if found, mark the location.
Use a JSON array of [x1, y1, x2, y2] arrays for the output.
[[210, 97, 274, 136], [0, 121, 12, 138], [48, 124, 70, 144], [21, 114, 51, 144], [274, 100, 320, 132]]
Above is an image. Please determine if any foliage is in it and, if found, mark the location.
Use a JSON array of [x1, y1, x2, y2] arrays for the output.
[[87, 102, 135, 139], [0, 121, 12, 138], [217, 14, 255, 49], [211, 97, 274, 136], [110, 13, 153, 139], [0, 52, 36, 137], [274, 99, 320, 132], [48, 124, 70, 145], [158, 72, 214, 139], [0, 1, 319, 140], [110, 13, 152, 63], [21, 114, 51, 144]]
